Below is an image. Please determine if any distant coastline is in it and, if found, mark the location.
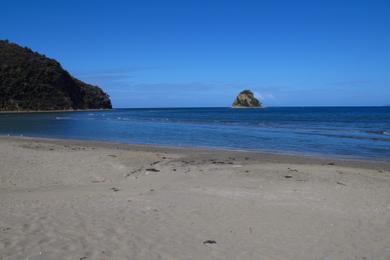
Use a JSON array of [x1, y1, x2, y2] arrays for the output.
[[0, 108, 113, 114]]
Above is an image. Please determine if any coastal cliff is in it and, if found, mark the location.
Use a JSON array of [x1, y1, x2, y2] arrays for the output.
[[232, 90, 261, 108], [0, 40, 112, 111]]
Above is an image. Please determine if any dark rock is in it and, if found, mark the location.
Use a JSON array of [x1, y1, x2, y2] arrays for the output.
[[232, 90, 261, 108]]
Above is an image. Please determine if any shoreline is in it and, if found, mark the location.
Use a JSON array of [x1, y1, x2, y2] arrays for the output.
[[1, 107, 388, 162], [1, 135, 390, 259], [1, 135, 389, 170]]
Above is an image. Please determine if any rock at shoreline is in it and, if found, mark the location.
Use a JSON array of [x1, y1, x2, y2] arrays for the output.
[[232, 90, 261, 108], [0, 40, 112, 111]]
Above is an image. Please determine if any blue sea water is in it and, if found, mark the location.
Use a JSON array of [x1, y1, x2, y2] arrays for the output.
[[0, 107, 389, 160]]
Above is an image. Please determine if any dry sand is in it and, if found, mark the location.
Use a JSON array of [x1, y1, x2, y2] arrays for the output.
[[1, 136, 390, 260]]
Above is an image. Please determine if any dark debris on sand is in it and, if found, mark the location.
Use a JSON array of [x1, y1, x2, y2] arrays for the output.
[[146, 168, 160, 172]]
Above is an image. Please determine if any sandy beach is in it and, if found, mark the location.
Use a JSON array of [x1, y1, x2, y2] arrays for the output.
[[1, 136, 390, 260]]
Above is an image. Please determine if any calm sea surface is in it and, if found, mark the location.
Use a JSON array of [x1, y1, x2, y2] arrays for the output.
[[0, 107, 389, 160]]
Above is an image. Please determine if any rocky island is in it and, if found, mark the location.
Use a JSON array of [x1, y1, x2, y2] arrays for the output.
[[232, 90, 262, 108], [0, 40, 112, 111]]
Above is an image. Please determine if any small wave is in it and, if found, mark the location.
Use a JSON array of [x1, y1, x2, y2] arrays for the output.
[[303, 131, 390, 142], [55, 117, 71, 120], [364, 130, 389, 135]]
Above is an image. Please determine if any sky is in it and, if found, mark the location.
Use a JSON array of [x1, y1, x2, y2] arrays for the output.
[[1, 0, 389, 107]]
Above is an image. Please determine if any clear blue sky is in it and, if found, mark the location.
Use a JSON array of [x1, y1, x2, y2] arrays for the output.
[[1, 0, 389, 107]]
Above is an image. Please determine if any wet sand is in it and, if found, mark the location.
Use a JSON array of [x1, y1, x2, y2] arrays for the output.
[[1, 136, 390, 259]]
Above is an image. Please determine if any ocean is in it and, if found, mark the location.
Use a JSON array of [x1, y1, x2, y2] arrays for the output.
[[0, 107, 389, 160]]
